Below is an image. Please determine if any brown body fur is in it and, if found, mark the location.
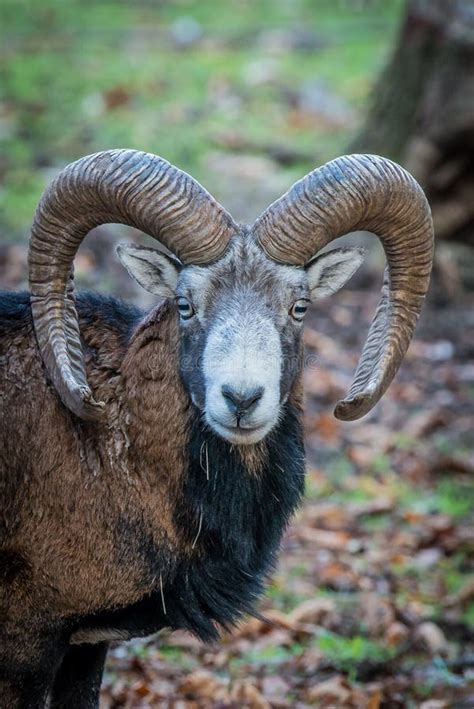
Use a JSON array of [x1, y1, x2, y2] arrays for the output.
[[0, 300, 192, 625]]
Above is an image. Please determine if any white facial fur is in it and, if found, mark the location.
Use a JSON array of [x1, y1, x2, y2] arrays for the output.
[[202, 299, 282, 445]]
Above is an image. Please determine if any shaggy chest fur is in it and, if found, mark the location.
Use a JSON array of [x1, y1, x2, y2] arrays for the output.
[[71, 404, 305, 643]]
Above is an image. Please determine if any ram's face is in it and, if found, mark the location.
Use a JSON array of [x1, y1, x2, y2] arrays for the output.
[[176, 237, 309, 444], [118, 234, 364, 445]]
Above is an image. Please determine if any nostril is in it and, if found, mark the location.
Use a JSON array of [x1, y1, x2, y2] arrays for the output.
[[221, 385, 264, 415], [244, 387, 264, 411]]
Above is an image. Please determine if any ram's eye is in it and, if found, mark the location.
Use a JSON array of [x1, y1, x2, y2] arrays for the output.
[[176, 297, 194, 320], [291, 300, 309, 321]]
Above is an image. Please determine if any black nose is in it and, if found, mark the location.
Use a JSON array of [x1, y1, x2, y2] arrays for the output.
[[221, 385, 264, 417]]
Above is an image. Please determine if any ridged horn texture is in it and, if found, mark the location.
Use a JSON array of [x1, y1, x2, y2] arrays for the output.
[[254, 154, 434, 421], [29, 149, 237, 420]]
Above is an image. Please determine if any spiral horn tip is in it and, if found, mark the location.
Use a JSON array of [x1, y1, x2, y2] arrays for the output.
[[334, 392, 374, 422]]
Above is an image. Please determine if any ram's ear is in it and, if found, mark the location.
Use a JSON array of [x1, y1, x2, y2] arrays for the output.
[[116, 243, 181, 298], [306, 247, 366, 301]]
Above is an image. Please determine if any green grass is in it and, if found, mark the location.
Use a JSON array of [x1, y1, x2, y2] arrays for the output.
[[315, 629, 396, 676], [231, 642, 303, 668], [462, 602, 474, 630], [401, 478, 474, 520], [0, 0, 404, 239], [159, 645, 198, 670]]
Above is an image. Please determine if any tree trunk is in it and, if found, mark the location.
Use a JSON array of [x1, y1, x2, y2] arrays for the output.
[[352, 0, 474, 246]]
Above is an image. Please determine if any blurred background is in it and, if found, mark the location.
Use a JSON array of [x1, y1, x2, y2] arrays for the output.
[[1, 0, 473, 706]]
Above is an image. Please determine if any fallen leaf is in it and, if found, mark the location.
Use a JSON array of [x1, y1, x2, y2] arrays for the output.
[[252, 629, 293, 654], [288, 598, 337, 627], [414, 547, 443, 569], [361, 594, 395, 636], [179, 670, 228, 702], [307, 675, 352, 704], [302, 502, 349, 529], [317, 561, 360, 590], [131, 680, 151, 697], [367, 688, 383, 709], [297, 527, 352, 551], [230, 680, 271, 708], [404, 408, 450, 436], [103, 85, 131, 110], [306, 412, 341, 441], [260, 675, 290, 699], [347, 497, 394, 517], [414, 622, 448, 655], [430, 454, 474, 475], [234, 609, 295, 639], [385, 622, 410, 647]]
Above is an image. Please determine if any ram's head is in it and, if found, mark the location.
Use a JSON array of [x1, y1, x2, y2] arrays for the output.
[[29, 150, 433, 443]]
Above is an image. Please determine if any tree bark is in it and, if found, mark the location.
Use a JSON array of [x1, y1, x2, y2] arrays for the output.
[[352, 0, 474, 246]]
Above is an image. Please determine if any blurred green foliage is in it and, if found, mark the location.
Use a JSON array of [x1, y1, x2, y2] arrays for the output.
[[1, 0, 403, 238], [315, 630, 396, 675]]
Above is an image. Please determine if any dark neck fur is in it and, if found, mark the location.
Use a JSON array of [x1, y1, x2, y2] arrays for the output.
[[164, 401, 305, 640]]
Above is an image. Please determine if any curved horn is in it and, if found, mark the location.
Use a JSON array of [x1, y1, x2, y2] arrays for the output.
[[254, 154, 434, 421], [29, 149, 237, 420]]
